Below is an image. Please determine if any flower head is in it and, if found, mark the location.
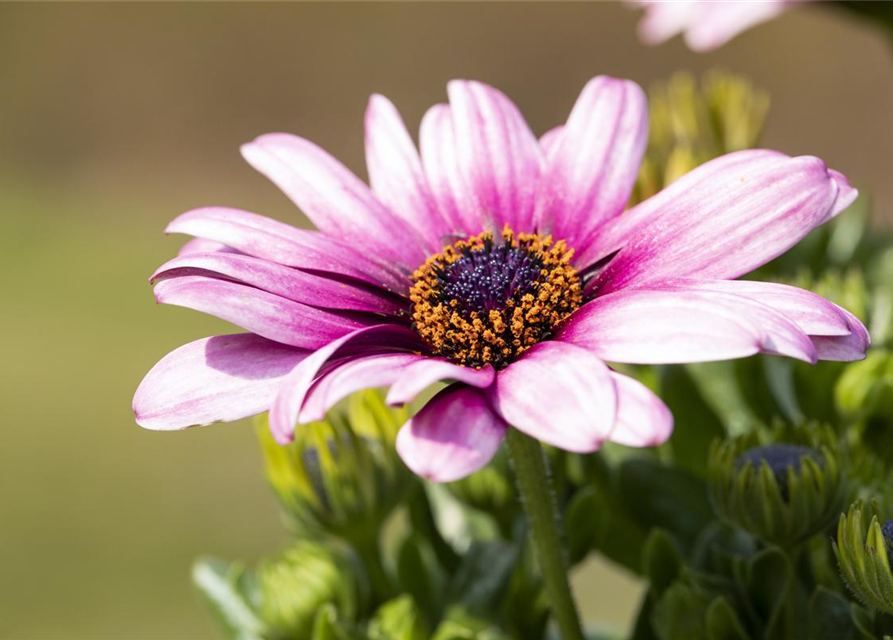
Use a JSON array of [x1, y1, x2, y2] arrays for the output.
[[835, 501, 893, 615], [629, 0, 800, 52], [710, 424, 847, 546], [134, 75, 867, 483], [257, 542, 365, 638], [256, 390, 412, 540]]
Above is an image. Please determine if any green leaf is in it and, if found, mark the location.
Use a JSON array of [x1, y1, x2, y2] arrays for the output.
[[808, 587, 858, 640], [192, 556, 266, 640], [660, 366, 726, 476], [651, 582, 711, 640], [619, 458, 714, 550], [446, 541, 517, 618], [593, 497, 649, 575], [850, 603, 879, 640], [629, 591, 660, 640], [642, 529, 682, 597], [745, 548, 792, 638], [837, 351, 893, 424], [690, 522, 757, 575], [397, 535, 446, 627], [733, 357, 782, 426], [500, 553, 549, 640], [565, 486, 603, 565], [761, 358, 803, 423], [705, 596, 750, 640]]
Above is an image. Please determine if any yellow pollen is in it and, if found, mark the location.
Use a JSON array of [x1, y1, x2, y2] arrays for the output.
[[409, 225, 582, 369]]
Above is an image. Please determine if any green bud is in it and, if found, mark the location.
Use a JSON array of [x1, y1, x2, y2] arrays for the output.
[[256, 390, 414, 541], [709, 424, 847, 547], [702, 69, 770, 153], [834, 501, 893, 615], [367, 595, 428, 640], [430, 607, 510, 640], [258, 541, 365, 640]]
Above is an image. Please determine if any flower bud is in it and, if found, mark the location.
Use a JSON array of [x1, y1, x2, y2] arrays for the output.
[[834, 501, 893, 615], [709, 424, 846, 547], [632, 70, 769, 205], [256, 390, 414, 541], [257, 541, 365, 639]]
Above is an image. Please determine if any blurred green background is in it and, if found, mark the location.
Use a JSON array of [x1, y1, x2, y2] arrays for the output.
[[1, 3, 891, 638]]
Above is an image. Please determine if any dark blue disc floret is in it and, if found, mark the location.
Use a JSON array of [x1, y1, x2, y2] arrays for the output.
[[735, 444, 822, 500], [882, 520, 893, 552], [436, 239, 547, 317]]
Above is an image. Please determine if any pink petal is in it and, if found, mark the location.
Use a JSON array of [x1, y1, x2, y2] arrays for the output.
[[166, 207, 408, 292], [558, 287, 816, 364], [177, 237, 238, 257], [538, 126, 564, 160], [152, 252, 406, 316], [385, 359, 495, 406], [811, 305, 870, 362], [241, 133, 428, 270], [419, 104, 479, 235], [633, 0, 698, 46], [630, 0, 794, 52], [655, 279, 853, 337], [365, 94, 451, 249], [537, 76, 648, 249], [488, 342, 617, 453], [812, 332, 870, 362], [447, 80, 543, 232], [828, 169, 859, 217], [658, 280, 868, 362], [134, 334, 308, 430], [685, 1, 793, 52], [269, 325, 424, 443], [396, 385, 508, 483], [575, 150, 784, 269], [153, 275, 372, 350], [609, 371, 673, 447], [300, 353, 423, 423], [592, 152, 858, 294]]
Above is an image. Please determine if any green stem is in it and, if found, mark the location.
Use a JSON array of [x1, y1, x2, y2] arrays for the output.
[[780, 544, 804, 640], [505, 428, 586, 640]]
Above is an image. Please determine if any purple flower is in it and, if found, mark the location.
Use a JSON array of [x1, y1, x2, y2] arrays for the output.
[[133, 76, 867, 482], [629, 1, 800, 52]]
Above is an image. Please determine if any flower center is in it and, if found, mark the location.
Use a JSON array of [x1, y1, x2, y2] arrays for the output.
[[409, 226, 582, 369]]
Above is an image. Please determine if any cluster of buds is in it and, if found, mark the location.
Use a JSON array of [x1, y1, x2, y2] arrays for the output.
[[632, 70, 770, 204], [709, 423, 847, 547], [257, 541, 366, 639], [255, 390, 415, 543], [192, 541, 367, 640], [834, 500, 893, 616]]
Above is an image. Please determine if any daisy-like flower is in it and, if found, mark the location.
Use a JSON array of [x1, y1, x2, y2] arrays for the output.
[[134, 75, 867, 483], [629, 0, 801, 52]]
